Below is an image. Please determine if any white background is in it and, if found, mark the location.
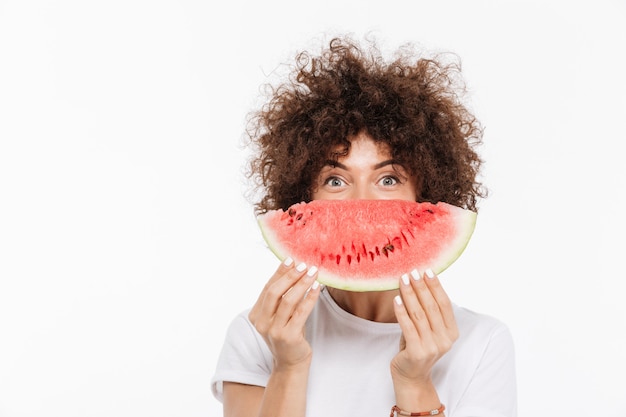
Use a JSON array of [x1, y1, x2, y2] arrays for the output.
[[1, 0, 625, 416]]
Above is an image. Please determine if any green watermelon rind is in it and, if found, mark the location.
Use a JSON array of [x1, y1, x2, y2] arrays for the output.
[[257, 200, 477, 292]]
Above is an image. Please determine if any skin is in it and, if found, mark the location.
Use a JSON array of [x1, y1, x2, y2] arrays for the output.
[[223, 132, 458, 417]]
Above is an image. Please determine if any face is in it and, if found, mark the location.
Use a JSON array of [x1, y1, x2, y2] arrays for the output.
[[311, 132, 418, 201]]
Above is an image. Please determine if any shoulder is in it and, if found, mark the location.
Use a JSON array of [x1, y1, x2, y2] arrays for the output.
[[452, 304, 515, 356], [441, 306, 517, 415], [217, 308, 272, 360], [224, 308, 265, 343], [211, 309, 273, 401], [225, 308, 254, 334], [453, 304, 511, 335]]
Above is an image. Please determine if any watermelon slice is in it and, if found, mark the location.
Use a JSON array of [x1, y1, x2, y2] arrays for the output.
[[257, 199, 477, 292]]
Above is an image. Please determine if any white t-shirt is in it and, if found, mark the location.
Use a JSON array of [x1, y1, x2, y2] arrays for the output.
[[211, 288, 517, 417]]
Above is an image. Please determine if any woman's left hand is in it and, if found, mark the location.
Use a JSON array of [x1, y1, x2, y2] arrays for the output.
[[391, 269, 459, 386]]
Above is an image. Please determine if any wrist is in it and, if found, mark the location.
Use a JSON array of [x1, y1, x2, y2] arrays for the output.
[[391, 373, 435, 397], [392, 378, 441, 414], [390, 404, 445, 417], [272, 355, 313, 375]]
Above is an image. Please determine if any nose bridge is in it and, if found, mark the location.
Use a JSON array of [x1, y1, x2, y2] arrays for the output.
[[352, 179, 376, 200]]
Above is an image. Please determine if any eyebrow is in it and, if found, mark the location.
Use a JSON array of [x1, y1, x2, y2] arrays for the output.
[[323, 159, 400, 170]]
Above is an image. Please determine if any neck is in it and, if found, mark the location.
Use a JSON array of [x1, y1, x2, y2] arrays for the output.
[[326, 287, 399, 323]]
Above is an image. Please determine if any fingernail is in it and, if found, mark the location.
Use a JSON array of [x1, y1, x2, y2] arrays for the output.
[[401, 274, 410, 286], [394, 295, 403, 305], [425, 268, 435, 279], [410, 269, 421, 280], [296, 262, 307, 272], [311, 280, 320, 290], [307, 266, 318, 277], [283, 257, 294, 266]]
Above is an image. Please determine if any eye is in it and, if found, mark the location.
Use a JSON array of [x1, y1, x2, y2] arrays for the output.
[[380, 176, 399, 186], [324, 176, 345, 187]]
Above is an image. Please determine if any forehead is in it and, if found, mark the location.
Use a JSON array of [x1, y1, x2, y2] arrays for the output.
[[328, 133, 392, 161]]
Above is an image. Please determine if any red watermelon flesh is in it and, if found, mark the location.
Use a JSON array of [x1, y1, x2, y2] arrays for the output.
[[257, 199, 477, 292]]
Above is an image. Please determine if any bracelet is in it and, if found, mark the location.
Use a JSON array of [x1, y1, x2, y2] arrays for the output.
[[390, 404, 445, 417]]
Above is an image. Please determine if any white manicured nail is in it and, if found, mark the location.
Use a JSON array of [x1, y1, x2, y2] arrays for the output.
[[311, 281, 320, 290], [401, 274, 410, 286], [394, 295, 403, 305], [283, 257, 294, 266], [307, 266, 318, 277], [410, 269, 421, 280], [296, 262, 307, 272], [425, 268, 435, 279]]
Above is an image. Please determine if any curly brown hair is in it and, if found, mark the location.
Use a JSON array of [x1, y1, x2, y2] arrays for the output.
[[245, 36, 486, 214]]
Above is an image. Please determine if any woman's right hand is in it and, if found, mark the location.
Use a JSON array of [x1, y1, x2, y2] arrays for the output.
[[248, 257, 321, 371]]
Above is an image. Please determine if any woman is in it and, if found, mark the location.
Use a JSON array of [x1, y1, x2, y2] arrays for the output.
[[211, 36, 516, 417]]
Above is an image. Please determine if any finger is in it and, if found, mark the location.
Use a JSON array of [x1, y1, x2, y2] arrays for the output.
[[266, 257, 297, 288], [264, 261, 309, 310], [392, 293, 421, 347], [273, 265, 319, 326], [251, 257, 296, 310], [422, 268, 457, 331], [285, 275, 322, 330], [250, 260, 307, 328], [398, 273, 433, 341], [409, 269, 446, 333]]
